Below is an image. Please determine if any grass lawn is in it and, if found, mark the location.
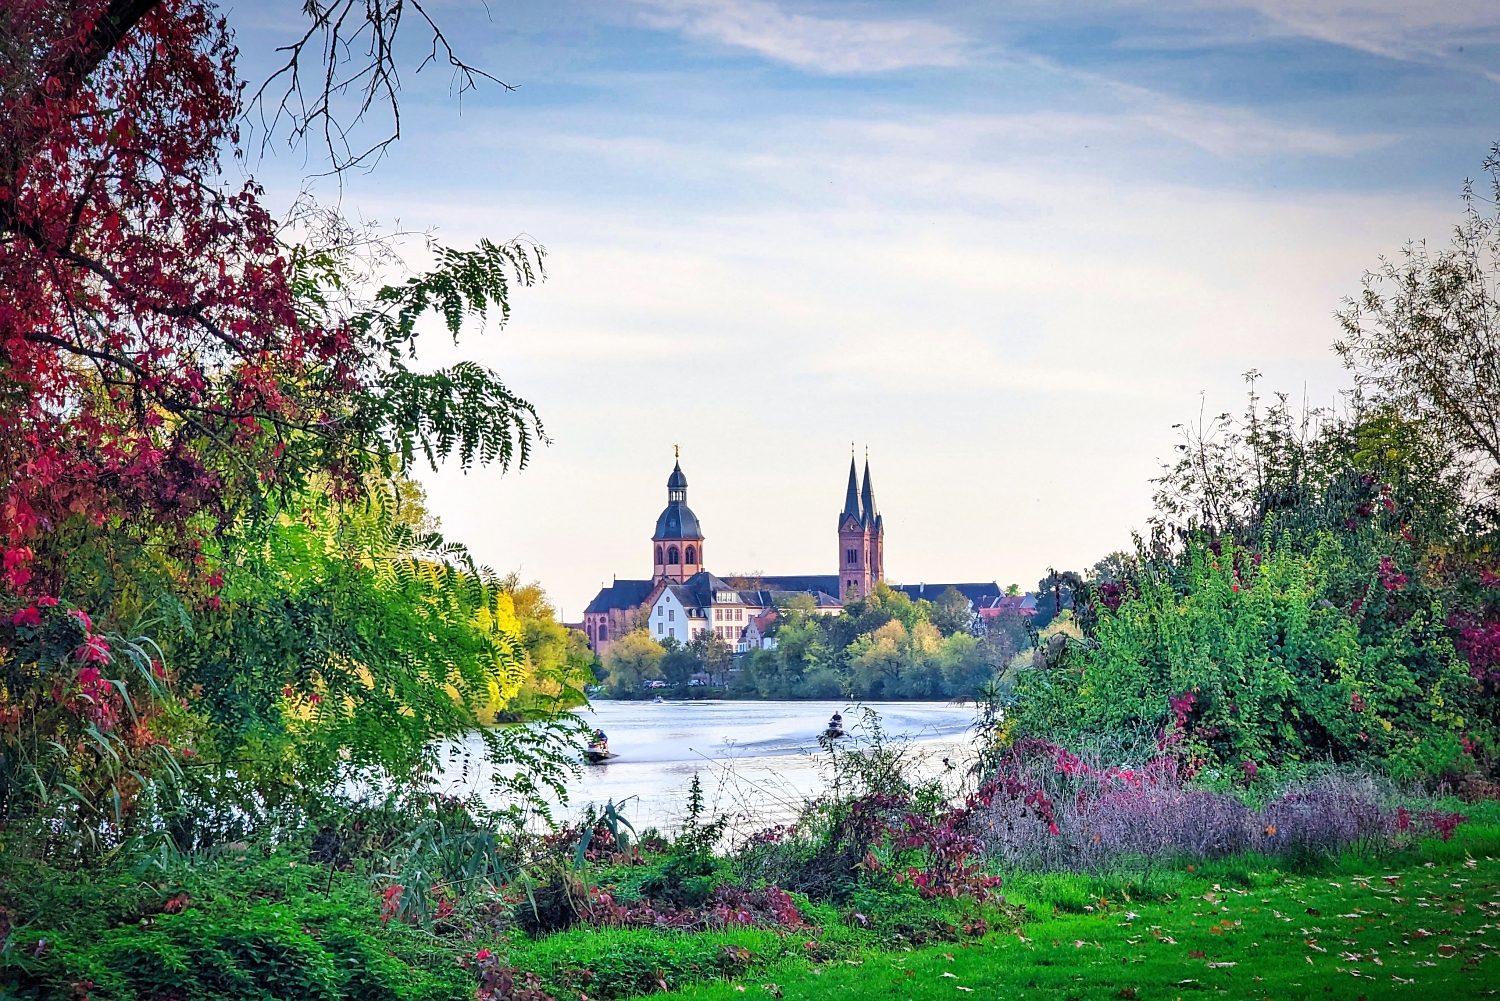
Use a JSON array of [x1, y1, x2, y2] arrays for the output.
[[545, 811, 1500, 1001]]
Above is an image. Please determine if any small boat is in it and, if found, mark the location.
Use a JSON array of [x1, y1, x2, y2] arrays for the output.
[[584, 747, 618, 765]]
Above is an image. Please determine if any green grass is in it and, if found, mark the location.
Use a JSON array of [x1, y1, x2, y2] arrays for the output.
[[539, 810, 1500, 1001]]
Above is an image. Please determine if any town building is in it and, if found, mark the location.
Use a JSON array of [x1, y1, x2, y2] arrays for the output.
[[582, 452, 1007, 658]]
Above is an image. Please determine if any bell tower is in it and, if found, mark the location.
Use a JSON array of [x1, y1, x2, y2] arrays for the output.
[[652, 446, 704, 583], [838, 450, 869, 600], [837, 448, 884, 601]]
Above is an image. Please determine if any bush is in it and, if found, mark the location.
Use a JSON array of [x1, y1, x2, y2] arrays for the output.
[[968, 740, 1467, 873]]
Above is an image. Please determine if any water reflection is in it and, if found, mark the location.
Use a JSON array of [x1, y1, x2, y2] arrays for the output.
[[441, 700, 978, 835]]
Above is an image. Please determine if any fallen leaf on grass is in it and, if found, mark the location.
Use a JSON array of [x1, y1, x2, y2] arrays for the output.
[[1115, 990, 1137, 999], [1207, 962, 1237, 969], [1392, 976, 1414, 984], [941, 972, 957, 979], [1189, 950, 1206, 959], [761, 985, 782, 998], [956, 988, 973, 992]]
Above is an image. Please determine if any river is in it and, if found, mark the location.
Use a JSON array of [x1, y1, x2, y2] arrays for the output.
[[442, 700, 980, 836]]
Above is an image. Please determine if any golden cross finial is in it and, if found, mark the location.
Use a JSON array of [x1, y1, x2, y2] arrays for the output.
[[674, 442, 680, 460]]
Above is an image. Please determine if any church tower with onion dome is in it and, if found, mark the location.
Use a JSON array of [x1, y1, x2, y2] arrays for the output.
[[652, 449, 704, 583]]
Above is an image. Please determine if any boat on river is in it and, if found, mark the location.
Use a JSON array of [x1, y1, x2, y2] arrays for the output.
[[584, 747, 618, 765]]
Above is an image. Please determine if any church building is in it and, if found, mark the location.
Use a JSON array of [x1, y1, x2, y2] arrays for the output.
[[582, 452, 999, 658]]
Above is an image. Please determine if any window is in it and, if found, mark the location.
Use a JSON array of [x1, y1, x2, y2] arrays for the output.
[[657, 605, 663, 617], [587, 622, 595, 641], [656, 545, 663, 564], [657, 622, 663, 635], [669, 627, 675, 638], [685, 546, 696, 564], [668, 609, 675, 621], [714, 608, 722, 621], [599, 623, 609, 642], [668, 546, 679, 565], [735, 608, 743, 621], [847, 548, 857, 564]]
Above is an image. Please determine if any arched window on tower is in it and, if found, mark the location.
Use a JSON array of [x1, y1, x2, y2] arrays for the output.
[[599, 622, 609, 643], [656, 545, 663, 565], [668, 546, 680, 565], [685, 546, 696, 564]]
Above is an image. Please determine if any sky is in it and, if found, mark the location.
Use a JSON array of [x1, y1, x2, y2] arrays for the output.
[[230, 0, 1500, 618]]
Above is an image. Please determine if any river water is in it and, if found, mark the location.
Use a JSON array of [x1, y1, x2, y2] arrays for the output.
[[442, 700, 979, 836]]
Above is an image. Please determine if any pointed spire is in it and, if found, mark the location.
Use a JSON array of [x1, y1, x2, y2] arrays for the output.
[[860, 457, 878, 528], [842, 451, 861, 522]]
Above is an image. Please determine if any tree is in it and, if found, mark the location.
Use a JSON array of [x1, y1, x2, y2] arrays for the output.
[[1336, 146, 1500, 500], [0, 1, 556, 831], [661, 637, 700, 689], [930, 587, 976, 636], [689, 631, 733, 686], [604, 631, 664, 696]]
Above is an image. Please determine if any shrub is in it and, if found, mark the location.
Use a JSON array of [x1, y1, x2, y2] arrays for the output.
[[968, 740, 1468, 872]]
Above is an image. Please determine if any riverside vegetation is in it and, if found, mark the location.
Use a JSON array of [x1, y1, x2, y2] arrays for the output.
[[5, 3, 1500, 1000]]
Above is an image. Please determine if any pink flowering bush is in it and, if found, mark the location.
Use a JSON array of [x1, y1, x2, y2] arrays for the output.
[[1, 596, 190, 836]]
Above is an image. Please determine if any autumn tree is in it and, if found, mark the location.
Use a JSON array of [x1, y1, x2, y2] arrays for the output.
[[0, 1, 552, 832]]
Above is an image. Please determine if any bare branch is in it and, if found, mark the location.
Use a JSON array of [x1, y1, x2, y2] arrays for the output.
[[247, 0, 513, 174]]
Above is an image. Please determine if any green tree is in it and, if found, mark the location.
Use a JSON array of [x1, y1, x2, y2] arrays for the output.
[[604, 630, 664, 696], [690, 631, 733, 686], [1336, 147, 1500, 498], [661, 636, 701, 689], [930, 587, 976, 636]]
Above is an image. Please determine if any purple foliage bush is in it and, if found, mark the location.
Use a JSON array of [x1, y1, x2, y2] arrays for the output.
[[970, 740, 1465, 872]]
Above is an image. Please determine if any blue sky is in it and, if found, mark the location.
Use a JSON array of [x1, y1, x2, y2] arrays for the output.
[[234, 0, 1498, 615]]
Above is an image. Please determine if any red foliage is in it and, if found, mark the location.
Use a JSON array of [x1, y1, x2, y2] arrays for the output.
[[1451, 613, 1500, 685], [464, 951, 555, 1001], [583, 884, 807, 931], [0, 1, 366, 604]]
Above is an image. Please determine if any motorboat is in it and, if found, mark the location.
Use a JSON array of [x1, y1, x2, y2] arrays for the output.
[[584, 747, 618, 765]]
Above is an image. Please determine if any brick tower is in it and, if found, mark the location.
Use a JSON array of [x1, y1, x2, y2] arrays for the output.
[[837, 452, 884, 600]]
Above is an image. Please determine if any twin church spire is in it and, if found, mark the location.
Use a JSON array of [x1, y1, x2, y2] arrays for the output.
[[840, 450, 881, 532], [838, 449, 884, 600]]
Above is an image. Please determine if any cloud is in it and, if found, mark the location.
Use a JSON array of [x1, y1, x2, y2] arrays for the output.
[[1221, 0, 1500, 77], [632, 0, 966, 73]]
